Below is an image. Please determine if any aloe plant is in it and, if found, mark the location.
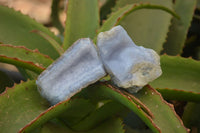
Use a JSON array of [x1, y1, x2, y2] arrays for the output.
[[0, 0, 199, 132]]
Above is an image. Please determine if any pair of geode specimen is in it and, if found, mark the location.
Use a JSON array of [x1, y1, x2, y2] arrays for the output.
[[36, 25, 162, 105]]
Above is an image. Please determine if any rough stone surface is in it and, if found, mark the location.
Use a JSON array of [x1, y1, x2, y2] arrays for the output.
[[97, 25, 162, 92], [36, 38, 106, 105]]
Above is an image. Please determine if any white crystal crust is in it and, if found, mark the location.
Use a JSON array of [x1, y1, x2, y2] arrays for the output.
[[97, 25, 162, 92], [36, 38, 106, 105]]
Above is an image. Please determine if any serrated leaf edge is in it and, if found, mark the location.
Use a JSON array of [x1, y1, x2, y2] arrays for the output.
[[19, 98, 71, 133], [0, 44, 54, 61], [147, 85, 190, 132], [0, 79, 32, 96], [106, 83, 154, 118], [0, 55, 45, 74], [0, 5, 62, 44], [101, 83, 161, 132]]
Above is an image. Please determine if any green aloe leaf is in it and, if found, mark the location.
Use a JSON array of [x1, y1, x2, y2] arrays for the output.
[[31, 30, 64, 55], [0, 45, 53, 74], [87, 118, 124, 133], [163, 0, 197, 55], [0, 56, 44, 74], [40, 120, 75, 133], [72, 101, 127, 131], [63, 0, 99, 49], [98, 3, 178, 34], [0, 44, 53, 68], [20, 99, 96, 133], [111, 0, 173, 53], [38, 122, 72, 133], [17, 67, 39, 80], [40, 118, 124, 133], [132, 86, 188, 133], [0, 80, 49, 133], [58, 99, 96, 128], [84, 83, 188, 133], [0, 5, 61, 59], [150, 55, 200, 102], [156, 88, 200, 103]]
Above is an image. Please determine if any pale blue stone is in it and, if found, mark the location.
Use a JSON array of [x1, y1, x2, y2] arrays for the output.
[[97, 25, 162, 92], [36, 38, 106, 105]]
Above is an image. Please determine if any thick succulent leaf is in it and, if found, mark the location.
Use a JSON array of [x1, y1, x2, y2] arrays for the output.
[[132, 85, 188, 132], [98, 3, 178, 34], [0, 44, 53, 75], [84, 83, 188, 133], [0, 70, 14, 93], [0, 44, 53, 68], [0, 5, 61, 59], [111, 0, 173, 53], [63, 0, 99, 49], [72, 101, 127, 131], [163, 0, 197, 55], [0, 55, 45, 74], [40, 118, 124, 133], [58, 99, 96, 127], [40, 122, 74, 133], [150, 55, 200, 102], [0, 80, 49, 133], [87, 118, 124, 133], [31, 30, 64, 55], [124, 112, 147, 130], [17, 67, 39, 80], [156, 88, 200, 102], [20, 99, 96, 133]]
